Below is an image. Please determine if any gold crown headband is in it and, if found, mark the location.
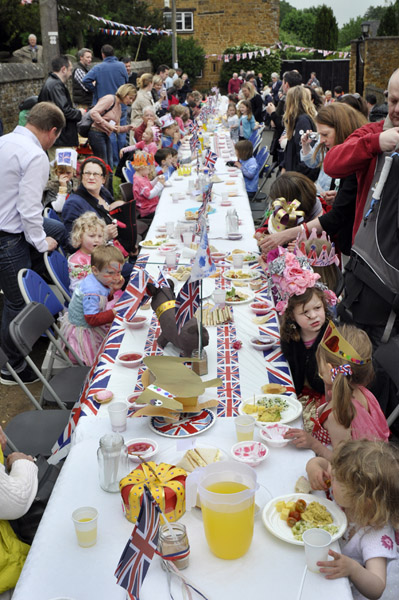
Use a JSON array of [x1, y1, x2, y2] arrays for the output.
[[320, 321, 371, 365]]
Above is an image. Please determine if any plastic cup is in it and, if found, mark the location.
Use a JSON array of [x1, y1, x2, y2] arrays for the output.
[[303, 528, 332, 573], [214, 289, 226, 307], [232, 254, 244, 269], [172, 194, 179, 204], [165, 251, 177, 267], [166, 221, 175, 237], [108, 401, 128, 432], [72, 506, 98, 548], [235, 415, 255, 442], [182, 232, 193, 247]]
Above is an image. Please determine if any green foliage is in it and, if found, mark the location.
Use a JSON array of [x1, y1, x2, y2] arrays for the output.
[[338, 16, 363, 48], [147, 36, 205, 83], [279, 0, 295, 25], [218, 43, 281, 91], [313, 5, 338, 51], [281, 9, 318, 47], [377, 4, 399, 35], [0, 0, 41, 52], [364, 4, 391, 21]]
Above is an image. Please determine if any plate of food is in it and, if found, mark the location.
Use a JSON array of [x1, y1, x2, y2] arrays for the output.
[[149, 409, 216, 438], [185, 206, 216, 221], [238, 394, 302, 425], [139, 238, 168, 249], [174, 443, 227, 472], [225, 288, 255, 305], [223, 269, 260, 281], [262, 493, 347, 546], [226, 251, 259, 264]]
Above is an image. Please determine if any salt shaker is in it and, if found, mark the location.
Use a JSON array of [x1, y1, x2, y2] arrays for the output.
[[97, 433, 128, 493]]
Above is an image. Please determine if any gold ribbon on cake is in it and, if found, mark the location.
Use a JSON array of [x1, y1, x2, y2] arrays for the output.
[[120, 462, 187, 524], [271, 198, 305, 232], [155, 300, 176, 319]]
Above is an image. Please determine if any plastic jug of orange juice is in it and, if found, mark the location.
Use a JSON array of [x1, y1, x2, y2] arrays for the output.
[[186, 461, 259, 560]]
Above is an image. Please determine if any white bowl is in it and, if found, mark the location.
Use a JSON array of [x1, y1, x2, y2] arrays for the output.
[[117, 352, 143, 368], [250, 300, 273, 315], [250, 336, 276, 351], [126, 438, 158, 462], [124, 316, 148, 330], [259, 424, 293, 448], [231, 441, 269, 467], [211, 252, 226, 262]]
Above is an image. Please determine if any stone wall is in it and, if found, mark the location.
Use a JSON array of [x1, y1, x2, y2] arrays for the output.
[[0, 59, 152, 134], [350, 36, 399, 95], [152, 0, 280, 89]]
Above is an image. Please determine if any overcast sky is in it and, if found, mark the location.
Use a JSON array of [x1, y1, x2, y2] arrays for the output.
[[286, 0, 393, 27]]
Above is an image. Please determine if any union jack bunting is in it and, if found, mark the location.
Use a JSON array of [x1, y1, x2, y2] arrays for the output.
[[191, 214, 216, 282], [175, 279, 200, 334], [203, 149, 218, 172], [115, 485, 161, 600]]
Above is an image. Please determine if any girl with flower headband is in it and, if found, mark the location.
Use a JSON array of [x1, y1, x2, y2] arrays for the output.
[[266, 250, 336, 432], [132, 150, 165, 219], [286, 321, 390, 458], [308, 440, 399, 600]]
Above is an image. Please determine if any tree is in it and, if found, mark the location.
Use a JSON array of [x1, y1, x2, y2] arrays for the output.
[[281, 9, 318, 47], [338, 16, 363, 48], [147, 36, 205, 84], [313, 5, 338, 51], [279, 0, 295, 25], [0, 0, 41, 53], [377, 4, 399, 35], [219, 43, 281, 91]]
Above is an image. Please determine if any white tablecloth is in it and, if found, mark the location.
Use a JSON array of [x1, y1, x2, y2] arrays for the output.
[[13, 416, 352, 600]]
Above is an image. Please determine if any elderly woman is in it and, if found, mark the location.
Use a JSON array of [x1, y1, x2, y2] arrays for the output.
[[87, 83, 136, 189], [62, 157, 137, 264], [130, 73, 155, 129], [240, 82, 264, 123]]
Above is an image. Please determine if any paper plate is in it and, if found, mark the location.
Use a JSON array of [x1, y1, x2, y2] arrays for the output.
[[139, 238, 168, 249], [223, 269, 260, 282], [226, 252, 259, 264], [149, 409, 216, 438], [225, 290, 255, 305], [238, 394, 302, 425], [262, 493, 347, 546]]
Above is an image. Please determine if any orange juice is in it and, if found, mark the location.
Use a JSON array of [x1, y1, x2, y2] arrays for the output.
[[76, 519, 97, 547], [201, 481, 255, 559]]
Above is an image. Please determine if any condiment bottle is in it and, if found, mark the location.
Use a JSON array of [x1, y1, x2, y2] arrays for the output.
[[97, 433, 128, 493], [158, 523, 190, 570]]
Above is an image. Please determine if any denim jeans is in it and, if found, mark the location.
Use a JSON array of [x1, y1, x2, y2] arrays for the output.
[[111, 105, 127, 165], [0, 233, 32, 369], [87, 129, 113, 192]]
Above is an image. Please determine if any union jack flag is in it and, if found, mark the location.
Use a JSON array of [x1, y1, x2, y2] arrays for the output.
[[191, 214, 216, 282], [124, 267, 151, 321], [115, 485, 161, 600], [156, 267, 170, 289], [190, 131, 199, 155], [175, 279, 200, 334], [203, 149, 218, 172], [188, 119, 199, 134]]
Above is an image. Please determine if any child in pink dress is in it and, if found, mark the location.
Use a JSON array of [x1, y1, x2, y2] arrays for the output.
[[119, 126, 160, 158], [132, 151, 165, 218], [68, 212, 107, 292]]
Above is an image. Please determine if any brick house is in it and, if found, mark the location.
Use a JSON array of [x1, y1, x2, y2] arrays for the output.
[[151, 0, 280, 89]]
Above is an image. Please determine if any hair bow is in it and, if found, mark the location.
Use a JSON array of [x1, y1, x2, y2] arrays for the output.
[[330, 364, 352, 381]]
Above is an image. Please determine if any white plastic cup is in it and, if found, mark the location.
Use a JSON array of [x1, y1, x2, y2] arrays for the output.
[[182, 232, 193, 247], [172, 194, 179, 204], [213, 289, 226, 307], [235, 415, 256, 442], [232, 254, 244, 269], [72, 506, 98, 548], [303, 528, 332, 573], [108, 401, 128, 432], [166, 221, 175, 237], [165, 251, 177, 267]]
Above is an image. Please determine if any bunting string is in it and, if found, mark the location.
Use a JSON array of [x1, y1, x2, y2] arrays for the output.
[[206, 41, 350, 62]]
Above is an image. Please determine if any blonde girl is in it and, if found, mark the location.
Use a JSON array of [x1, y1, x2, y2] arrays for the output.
[[132, 151, 165, 219], [68, 212, 107, 292], [282, 85, 317, 176], [226, 102, 239, 143], [286, 322, 390, 457], [130, 73, 155, 128], [308, 440, 399, 600], [238, 99, 257, 140]]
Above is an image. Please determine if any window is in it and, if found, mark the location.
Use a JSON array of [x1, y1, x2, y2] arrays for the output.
[[164, 11, 194, 32]]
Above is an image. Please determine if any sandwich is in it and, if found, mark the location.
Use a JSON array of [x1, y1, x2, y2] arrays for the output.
[[177, 447, 222, 472]]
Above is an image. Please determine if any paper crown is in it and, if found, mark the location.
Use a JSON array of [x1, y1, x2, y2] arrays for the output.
[[267, 249, 337, 314], [269, 198, 305, 234], [151, 126, 161, 143], [130, 151, 155, 169], [295, 228, 340, 267], [320, 321, 371, 365], [55, 148, 77, 170], [159, 114, 176, 129]]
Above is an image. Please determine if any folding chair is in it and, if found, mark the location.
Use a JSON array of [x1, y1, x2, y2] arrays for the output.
[[9, 301, 89, 409], [249, 131, 261, 155], [44, 251, 72, 303], [43, 207, 62, 223], [374, 338, 399, 427], [122, 161, 135, 184], [18, 268, 66, 316], [119, 181, 133, 203]]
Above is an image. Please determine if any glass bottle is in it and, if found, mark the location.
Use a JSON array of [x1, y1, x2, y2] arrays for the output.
[[97, 433, 128, 493], [158, 523, 190, 570]]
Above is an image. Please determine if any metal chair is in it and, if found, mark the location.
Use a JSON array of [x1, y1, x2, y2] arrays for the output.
[[44, 251, 72, 303], [9, 301, 89, 409]]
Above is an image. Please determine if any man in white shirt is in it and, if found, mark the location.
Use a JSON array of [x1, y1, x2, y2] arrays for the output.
[[0, 102, 65, 384]]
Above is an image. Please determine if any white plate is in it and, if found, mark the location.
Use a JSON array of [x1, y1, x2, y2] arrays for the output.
[[139, 239, 168, 249], [166, 442, 228, 470], [238, 394, 302, 425], [225, 290, 255, 305], [226, 252, 259, 264], [262, 493, 347, 546], [223, 269, 259, 282]]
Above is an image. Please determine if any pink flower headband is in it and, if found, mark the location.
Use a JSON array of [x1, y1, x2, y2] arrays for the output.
[[267, 249, 337, 314]]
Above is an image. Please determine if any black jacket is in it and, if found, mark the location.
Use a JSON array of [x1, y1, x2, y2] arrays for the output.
[[72, 63, 92, 107], [281, 323, 327, 396], [282, 113, 319, 181], [38, 73, 81, 147]]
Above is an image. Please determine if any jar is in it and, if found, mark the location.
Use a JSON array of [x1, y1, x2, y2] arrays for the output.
[[191, 349, 208, 376], [158, 523, 190, 570], [97, 433, 128, 493]]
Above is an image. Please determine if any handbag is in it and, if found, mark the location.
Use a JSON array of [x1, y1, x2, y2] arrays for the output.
[[77, 96, 116, 137], [9, 455, 62, 545]]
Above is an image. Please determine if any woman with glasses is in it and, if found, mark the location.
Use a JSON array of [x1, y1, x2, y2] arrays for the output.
[[62, 157, 136, 268]]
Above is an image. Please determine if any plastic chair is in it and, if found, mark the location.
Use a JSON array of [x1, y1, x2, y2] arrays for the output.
[[119, 181, 134, 203], [44, 251, 72, 303], [122, 161, 135, 184], [43, 207, 62, 223], [18, 268, 66, 316], [9, 302, 89, 409]]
